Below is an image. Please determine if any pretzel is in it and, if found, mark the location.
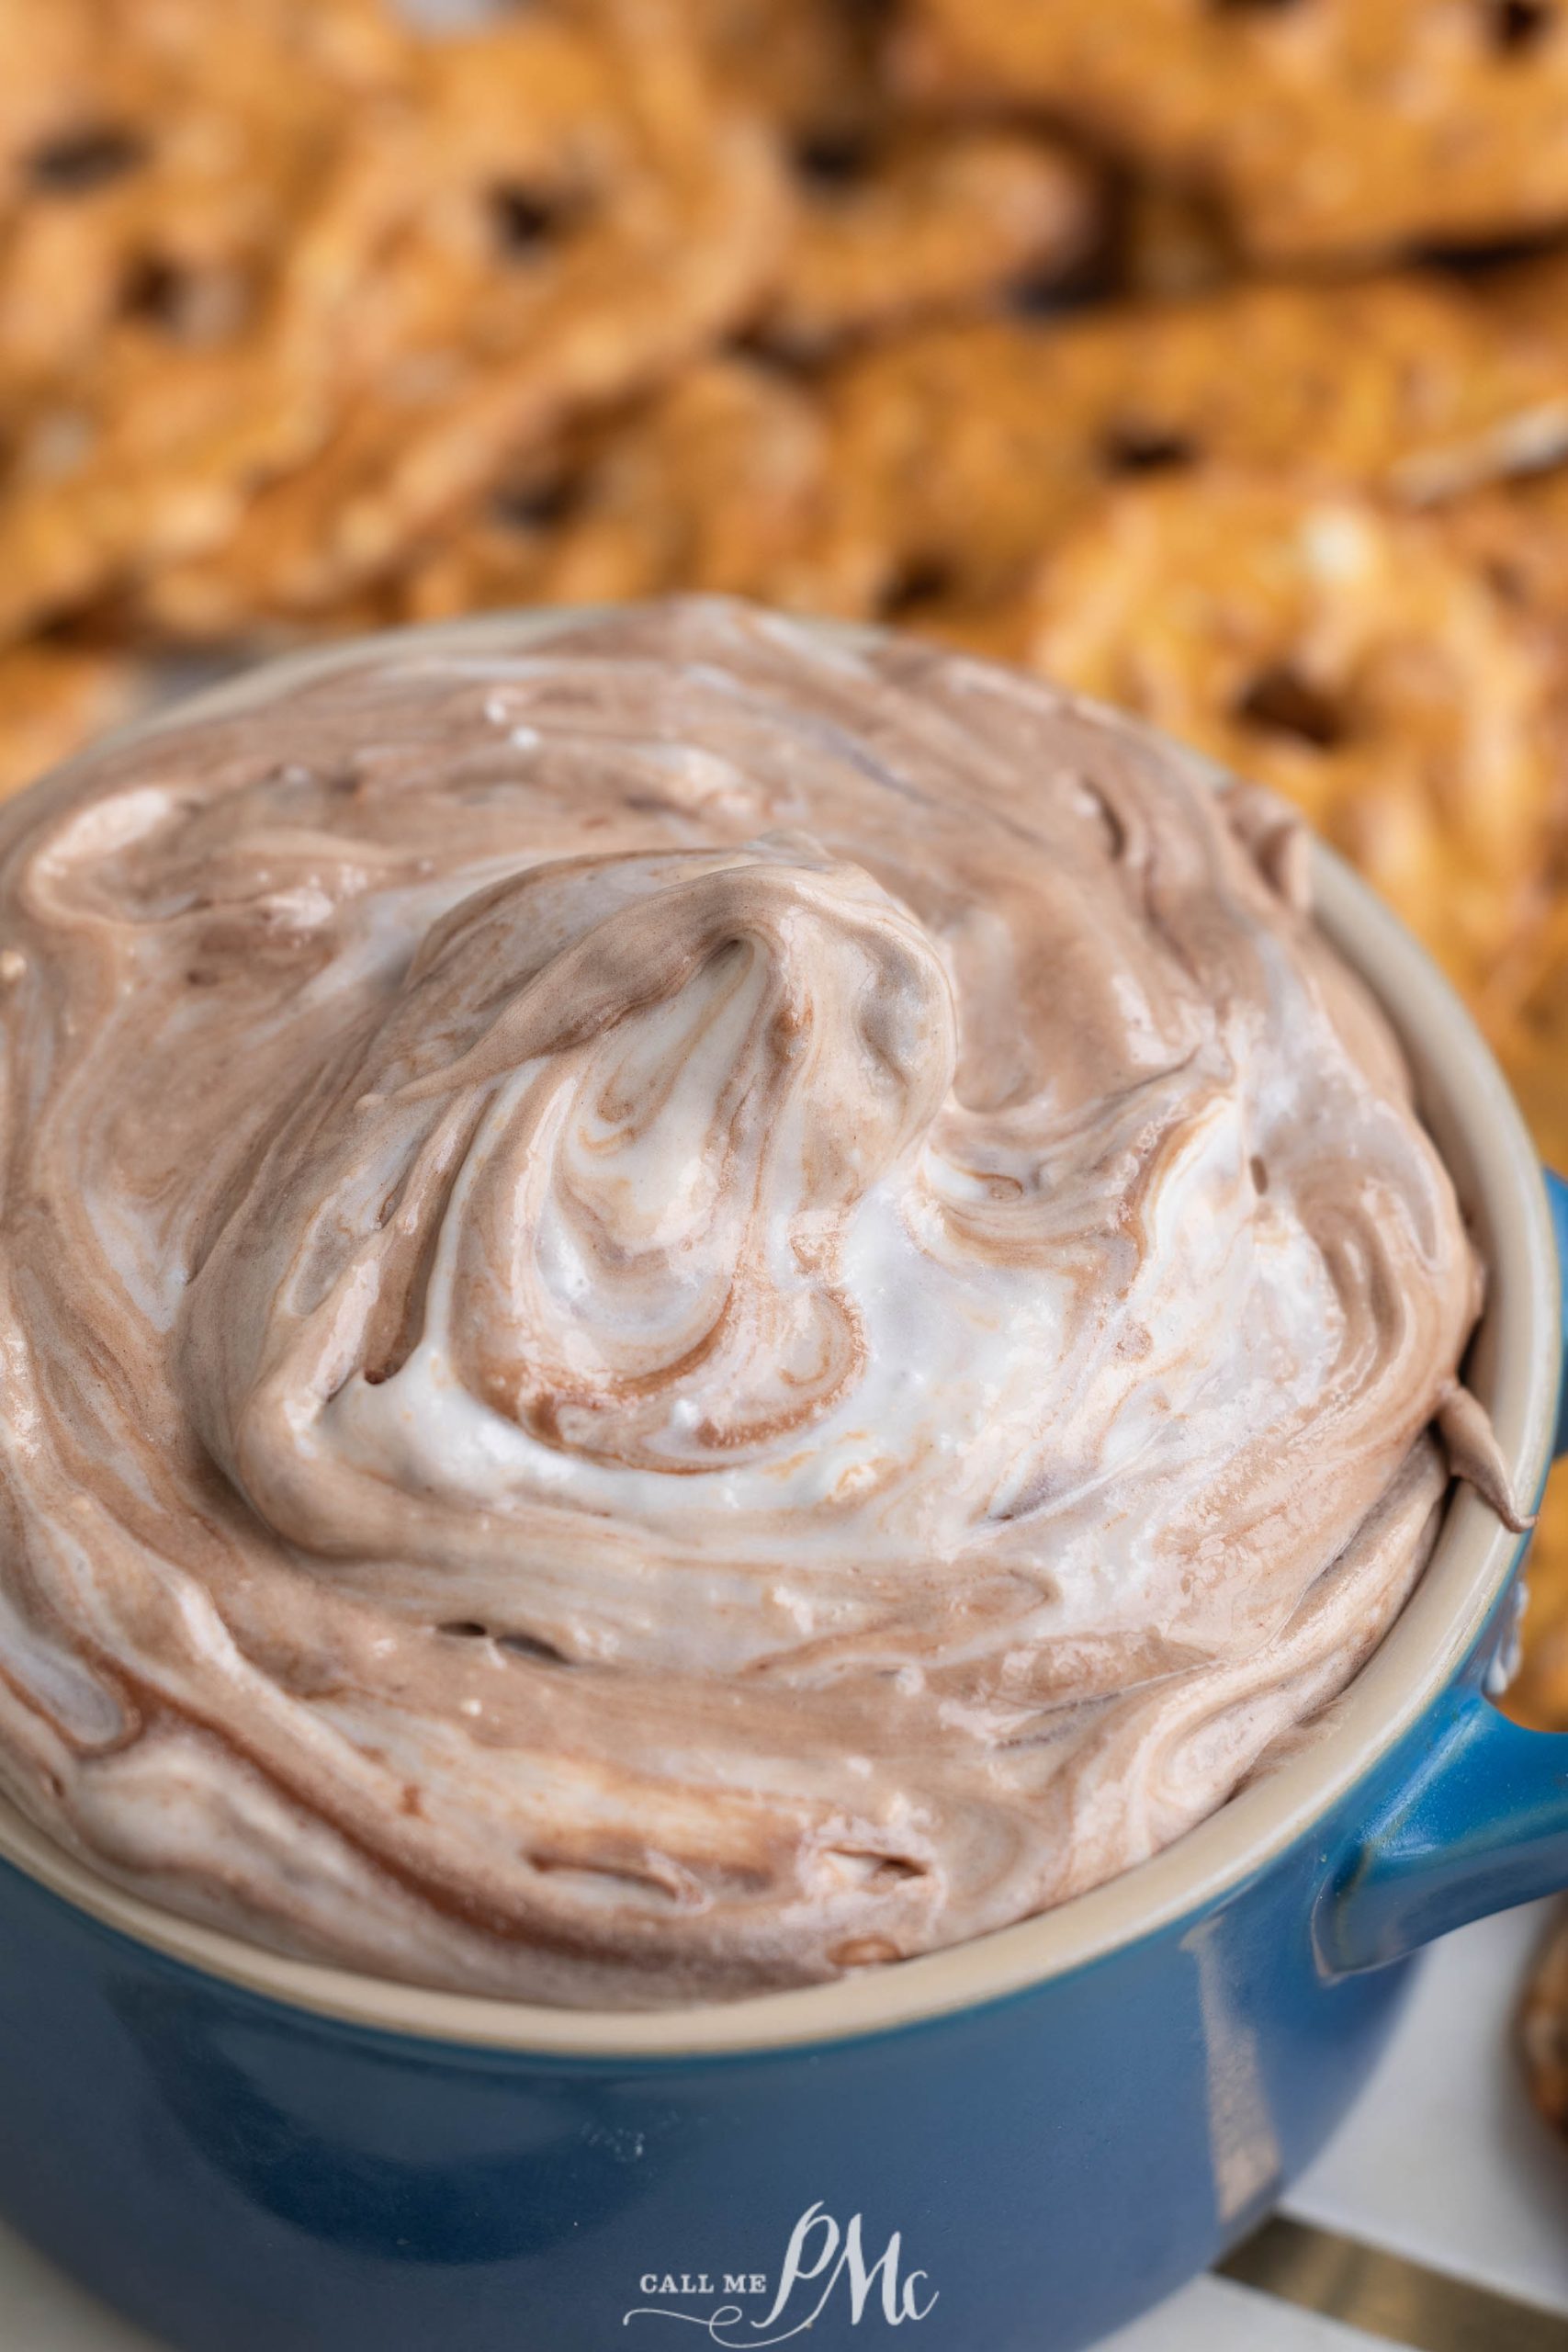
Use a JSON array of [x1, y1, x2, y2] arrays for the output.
[[0, 0, 391, 203], [886, 594, 1038, 664], [391, 347, 1037, 665], [1513, 1456, 1568, 2107], [1447, 463, 1568, 654], [1022, 472, 1565, 1014], [1113, 177, 1238, 301], [678, 0, 885, 142], [392, 358, 828, 627], [766, 125, 1095, 355], [0, 0, 406, 397], [897, 0, 1568, 264], [130, 1, 786, 639], [0, 0, 422, 645], [0, 0, 784, 643], [1522, 1888, 1568, 2132], [678, 0, 1098, 353], [0, 641, 140, 799], [1443, 457, 1568, 1037], [799, 269, 1568, 626]]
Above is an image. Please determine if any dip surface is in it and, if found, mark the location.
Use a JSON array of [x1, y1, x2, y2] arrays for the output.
[[0, 599, 1486, 2004]]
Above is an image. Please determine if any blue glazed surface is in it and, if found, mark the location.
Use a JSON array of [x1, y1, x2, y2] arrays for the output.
[[0, 1174, 1559, 2352], [0, 1817, 1415, 2352]]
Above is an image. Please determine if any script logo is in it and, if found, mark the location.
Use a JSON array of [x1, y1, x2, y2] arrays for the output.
[[623, 2201, 939, 2346]]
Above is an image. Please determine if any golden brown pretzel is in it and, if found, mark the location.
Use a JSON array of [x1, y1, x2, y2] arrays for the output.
[[680, 0, 1099, 352], [1023, 471, 1566, 1015], [765, 124, 1096, 355], [1448, 462, 1568, 654], [0, 640, 141, 799], [798, 269, 1568, 626], [1521, 1894, 1568, 2128], [1506, 1465, 1568, 1737], [0, 0, 421, 644], [16, 0, 786, 643], [393, 359, 829, 625], [0, 1, 402, 395], [898, 0, 1568, 263]]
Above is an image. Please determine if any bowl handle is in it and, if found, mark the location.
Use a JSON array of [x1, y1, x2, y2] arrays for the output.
[[1315, 1168, 1568, 1975]]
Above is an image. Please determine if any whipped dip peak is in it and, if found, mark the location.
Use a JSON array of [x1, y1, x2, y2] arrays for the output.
[[0, 599, 1501, 2005]]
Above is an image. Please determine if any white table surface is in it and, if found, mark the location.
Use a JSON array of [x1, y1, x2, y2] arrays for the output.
[[2, 1903, 1563, 2351], [1287, 1899, 1568, 2314]]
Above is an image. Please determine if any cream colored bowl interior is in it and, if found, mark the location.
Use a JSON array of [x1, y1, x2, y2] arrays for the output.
[[0, 615, 1557, 2055]]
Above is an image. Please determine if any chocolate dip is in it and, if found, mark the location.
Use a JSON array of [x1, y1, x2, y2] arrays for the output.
[[0, 600, 1505, 2006]]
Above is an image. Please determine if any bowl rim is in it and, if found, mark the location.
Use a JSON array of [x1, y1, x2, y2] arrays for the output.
[[0, 608, 1556, 2058]]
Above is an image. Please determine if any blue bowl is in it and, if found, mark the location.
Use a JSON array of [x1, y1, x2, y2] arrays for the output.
[[0, 644, 1564, 2352]]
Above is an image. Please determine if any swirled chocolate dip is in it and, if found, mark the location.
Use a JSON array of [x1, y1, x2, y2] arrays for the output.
[[0, 600, 1507, 2005]]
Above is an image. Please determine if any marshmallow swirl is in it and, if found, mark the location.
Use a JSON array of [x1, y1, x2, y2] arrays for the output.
[[0, 600, 1493, 2004]]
